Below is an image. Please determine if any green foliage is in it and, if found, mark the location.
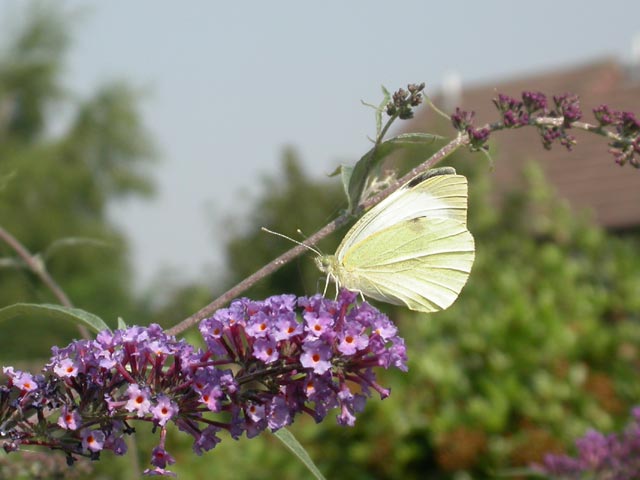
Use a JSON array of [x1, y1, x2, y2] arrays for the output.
[[342, 131, 443, 212], [273, 428, 327, 480], [221, 149, 640, 478], [0, 303, 109, 334], [372, 161, 640, 477], [0, 6, 155, 361]]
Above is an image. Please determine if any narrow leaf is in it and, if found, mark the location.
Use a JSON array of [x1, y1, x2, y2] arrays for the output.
[[346, 132, 443, 211], [424, 93, 452, 121], [375, 133, 442, 159], [347, 148, 375, 212], [327, 164, 343, 178], [0, 257, 24, 269], [0, 303, 110, 334], [377, 85, 391, 136], [383, 132, 443, 145], [43, 237, 112, 260], [272, 428, 326, 480], [339, 165, 354, 210]]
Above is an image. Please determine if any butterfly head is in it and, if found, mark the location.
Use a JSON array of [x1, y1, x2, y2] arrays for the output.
[[315, 254, 345, 297], [314, 254, 334, 275]]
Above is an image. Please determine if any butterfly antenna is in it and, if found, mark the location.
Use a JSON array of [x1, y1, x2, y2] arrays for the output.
[[261, 227, 322, 256]]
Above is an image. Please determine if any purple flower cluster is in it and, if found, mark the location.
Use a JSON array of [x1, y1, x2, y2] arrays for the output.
[[493, 93, 532, 127], [459, 90, 640, 167], [553, 93, 582, 126], [522, 91, 548, 113], [199, 290, 407, 431], [489, 91, 581, 151], [0, 291, 406, 476], [535, 407, 640, 479], [594, 107, 640, 167], [450, 107, 490, 151]]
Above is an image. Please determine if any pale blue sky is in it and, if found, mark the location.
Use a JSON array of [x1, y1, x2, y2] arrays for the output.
[[8, 1, 640, 289]]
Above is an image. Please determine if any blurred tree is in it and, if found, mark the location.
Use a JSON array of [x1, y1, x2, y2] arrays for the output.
[[0, 5, 155, 361]]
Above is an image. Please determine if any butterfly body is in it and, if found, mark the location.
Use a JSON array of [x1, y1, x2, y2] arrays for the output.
[[316, 171, 475, 313]]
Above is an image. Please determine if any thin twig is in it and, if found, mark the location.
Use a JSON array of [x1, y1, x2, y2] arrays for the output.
[[0, 225, 90, 340], [0, 226, 73, 307], [534, 117, 624, 142]]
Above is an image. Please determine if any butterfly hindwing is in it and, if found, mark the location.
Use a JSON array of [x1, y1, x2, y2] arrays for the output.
[[340, 216, 475, 312]]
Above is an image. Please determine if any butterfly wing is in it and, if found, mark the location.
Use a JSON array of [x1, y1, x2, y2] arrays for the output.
[[337, 173, 469, 259], [340, 216, 475, 312]]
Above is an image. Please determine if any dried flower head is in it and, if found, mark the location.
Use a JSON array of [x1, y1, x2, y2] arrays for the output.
[[386, 83, 425, 119]]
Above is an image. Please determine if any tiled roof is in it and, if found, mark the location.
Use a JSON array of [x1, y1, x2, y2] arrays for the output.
[[408, 58, 640, 229]]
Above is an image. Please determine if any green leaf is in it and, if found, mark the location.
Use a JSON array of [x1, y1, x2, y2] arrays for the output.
[[272, 428, 326, 480], [424, 93, 453, 122], [328, 163, 356, 211], [327, 164, 343, 178], [346, 148, 375, 213], [376, 85, 391, 137], [373, 133, 442, 162], [0, 257, 23, 269], [382, 132, 443, 146], [345, 132, 444, 213], [0, 303, 110, 334], [360, 85, 391, 138], [43, 236, 112, 260], [340, 164, 354, 207]]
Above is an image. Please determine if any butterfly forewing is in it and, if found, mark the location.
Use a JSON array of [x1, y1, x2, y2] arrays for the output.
[[337, 174, 469, 259]]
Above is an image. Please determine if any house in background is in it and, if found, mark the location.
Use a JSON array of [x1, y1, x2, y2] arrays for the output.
[[406, 58, 640, 230]]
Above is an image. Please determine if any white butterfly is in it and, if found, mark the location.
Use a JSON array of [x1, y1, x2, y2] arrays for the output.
[[315, 170, 475, 312]]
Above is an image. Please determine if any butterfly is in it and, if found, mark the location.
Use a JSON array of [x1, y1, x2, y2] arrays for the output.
[[315, 169, 475, 312]]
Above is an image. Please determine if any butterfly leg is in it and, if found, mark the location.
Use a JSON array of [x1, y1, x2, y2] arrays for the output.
[[322, 276, 330, 297]]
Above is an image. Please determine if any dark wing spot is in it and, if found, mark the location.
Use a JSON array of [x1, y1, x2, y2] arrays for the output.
[[405, 167, 457, 189], [408, 216, 426, 232], [406, 173, 428, 188]]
